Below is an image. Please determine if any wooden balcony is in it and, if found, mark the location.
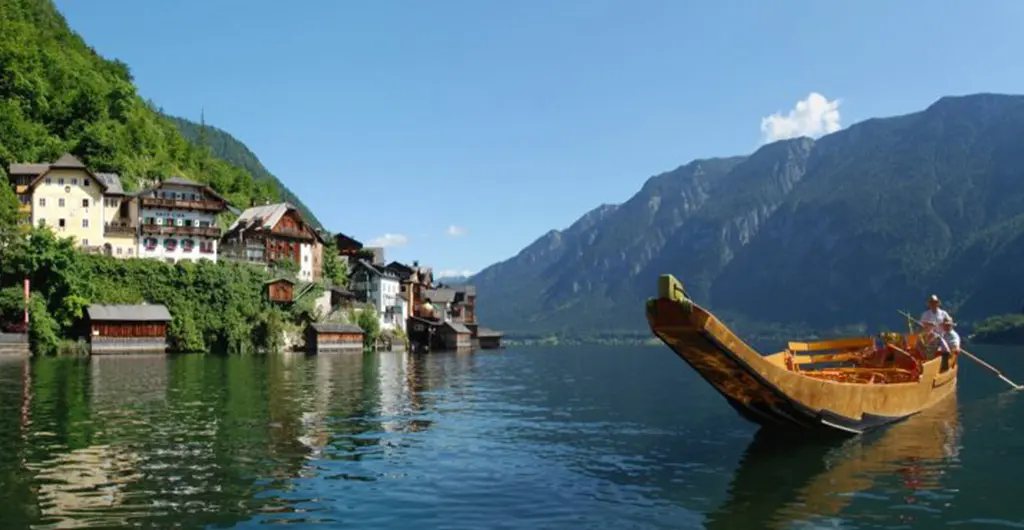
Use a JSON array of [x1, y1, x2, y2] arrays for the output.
[[271, 228, 316, 242], [104, 223, 137, 237], [15, 185, 27, 194], [18, 204, 30, 213], [141, 223, 221, 238], [140, 197, 225, 212]]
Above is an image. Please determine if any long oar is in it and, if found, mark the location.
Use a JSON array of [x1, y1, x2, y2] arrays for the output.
[[899, 310, 1023, 390]]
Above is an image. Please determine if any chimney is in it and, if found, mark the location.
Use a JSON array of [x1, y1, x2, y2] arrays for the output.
[[413, 260, 419, 267]]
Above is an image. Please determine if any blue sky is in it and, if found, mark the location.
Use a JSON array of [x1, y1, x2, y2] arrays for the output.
[[54, 0, 1024, 277]]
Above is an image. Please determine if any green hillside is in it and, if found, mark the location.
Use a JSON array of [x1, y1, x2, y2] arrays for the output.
[[0, 0, 305, 214], [166, 115, 323, 229]]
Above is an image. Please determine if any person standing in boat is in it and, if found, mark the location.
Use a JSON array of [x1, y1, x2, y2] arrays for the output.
[[919, 295, 951, 332]]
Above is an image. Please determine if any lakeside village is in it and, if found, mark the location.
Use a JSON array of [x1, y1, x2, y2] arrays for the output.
[[0, 153, 503, 356]]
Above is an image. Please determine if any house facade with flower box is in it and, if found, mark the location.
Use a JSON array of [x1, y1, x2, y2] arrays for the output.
[[135, 176, 228, 264]]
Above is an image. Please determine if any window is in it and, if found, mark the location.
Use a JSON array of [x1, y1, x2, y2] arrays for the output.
[[38, 198, 46, 206], [81, 219, 88, 228], [82, 239, 88, 246], [84, 179, 90, 187], [58, 178, 65, 185], [127, 248, 133, 256], [45, 178, 51, 185], [72, 178, 78, 185], [165, 238, 177, 250], [82, 199, 89, 208], [58, 198, 65, 207], [183, 239, 194, 252], [116, 247, 123, 255], [58, 218, 65, 228]]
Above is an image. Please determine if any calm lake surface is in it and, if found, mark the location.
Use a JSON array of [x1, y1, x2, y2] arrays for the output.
[[2, 344, 1024, 529]]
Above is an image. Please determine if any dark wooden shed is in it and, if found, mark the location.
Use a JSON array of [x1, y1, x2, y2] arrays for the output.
[[306, 322, 365, 353], [85, 304, 172, 354], [440, 321, 472, 351], [475, 327, 504, 349]]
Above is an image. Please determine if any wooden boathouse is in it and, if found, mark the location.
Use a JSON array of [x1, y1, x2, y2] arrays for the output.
[[305, 322, 365, 353], [475, 327, 504, 349], [84, 304, 172, 354], [440, 321, 472, 350]]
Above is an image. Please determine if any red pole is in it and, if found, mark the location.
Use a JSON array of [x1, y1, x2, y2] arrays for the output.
[[23, 278, 29, 325]]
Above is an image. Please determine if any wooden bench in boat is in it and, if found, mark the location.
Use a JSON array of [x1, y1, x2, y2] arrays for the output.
[[784, 337, 876, 370], [779, 336, 925, 382]]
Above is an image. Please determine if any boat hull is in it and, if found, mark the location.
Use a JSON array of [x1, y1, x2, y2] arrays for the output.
[[646, 275, 957, 436]]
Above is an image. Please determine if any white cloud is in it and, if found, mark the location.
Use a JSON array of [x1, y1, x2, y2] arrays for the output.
[[446, 225, 467, 237], [760, 92, 842, 144], [366, 233, 409, 248], [436, 269, 475, 278]]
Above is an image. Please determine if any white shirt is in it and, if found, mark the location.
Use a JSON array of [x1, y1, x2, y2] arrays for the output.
[[920, 308, 951, 328], [939, 329, 961, 351]]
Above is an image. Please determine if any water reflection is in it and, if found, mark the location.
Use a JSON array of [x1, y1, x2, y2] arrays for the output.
[[0, 351, 482, 528], [706, 393, 962, 529]]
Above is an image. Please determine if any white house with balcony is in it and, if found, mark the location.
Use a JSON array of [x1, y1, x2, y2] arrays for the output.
[[134, 176, 229, 264], [349, 259, 405, 332]]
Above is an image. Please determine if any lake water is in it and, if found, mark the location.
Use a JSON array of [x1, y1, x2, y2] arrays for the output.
[[2, 344, 1024, 529]]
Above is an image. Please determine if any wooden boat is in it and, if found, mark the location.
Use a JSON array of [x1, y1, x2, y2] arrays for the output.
[[646, 274, 958, 435]]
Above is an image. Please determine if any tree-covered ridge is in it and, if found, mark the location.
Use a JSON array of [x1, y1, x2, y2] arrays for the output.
[[473, 93, 1024, 340], [167, 114, 324, 229], [0, 0, 296, 212]]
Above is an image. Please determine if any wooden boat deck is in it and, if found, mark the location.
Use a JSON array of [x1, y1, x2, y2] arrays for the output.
[[646, 274, 957, 435]]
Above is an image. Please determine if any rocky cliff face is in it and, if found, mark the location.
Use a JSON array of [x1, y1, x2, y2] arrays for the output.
[[473, 94, 1024, 335]]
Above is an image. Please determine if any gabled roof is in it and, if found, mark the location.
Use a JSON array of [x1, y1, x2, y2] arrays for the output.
[[16, 153, 110, 193], [334, 232, 363, 249], [352, 259, 400, 280], [454, 284, 477, 296], [86, 304, 172, 322], [225, 202, 324, 243], [310, 322, 364, 334], [8, 163, 49, 176], [95, 173, 124, 195], [52, 153, 86, 168], [229, 203, 291, 231], [133, 175, 229, 204], [476, 327, 504, 338], [423, 288, 456, 304], [263, 277, 296, 285], [163, 176, 203, 187], [443, 321, 471, 334]]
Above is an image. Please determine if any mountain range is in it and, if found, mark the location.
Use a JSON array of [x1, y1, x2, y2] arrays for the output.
[[471, 93, 1024, 338]]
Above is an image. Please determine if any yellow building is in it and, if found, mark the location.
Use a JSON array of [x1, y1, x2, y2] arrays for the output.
[[7, 153, 138, 256]]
